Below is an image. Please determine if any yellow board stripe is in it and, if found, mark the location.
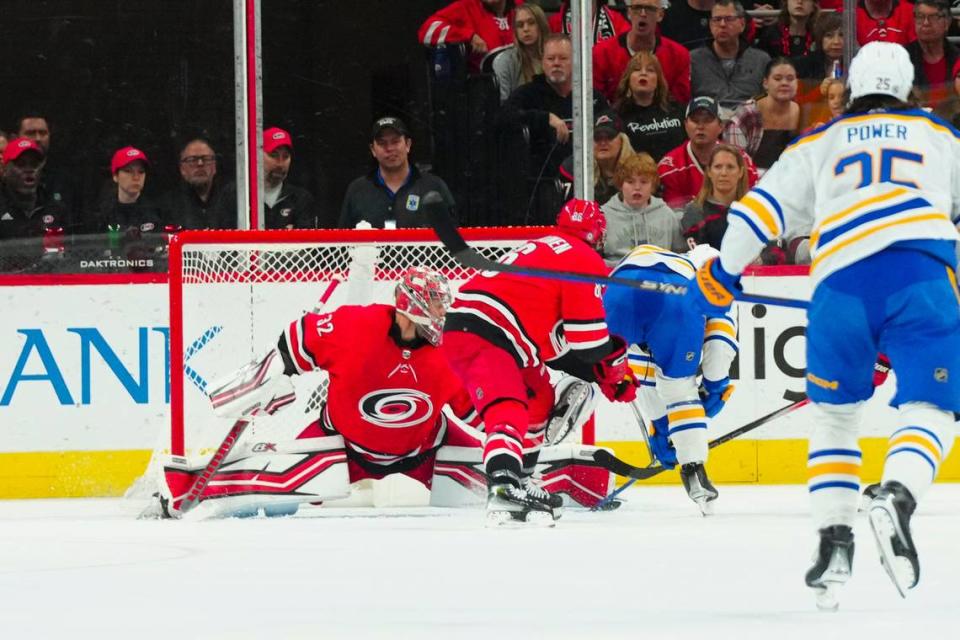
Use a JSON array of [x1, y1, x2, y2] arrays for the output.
[[889, 434, 942, 462], [739, 194, 780, 237], [0, 450, 151, 498], [811, 212, 951, 273], [810, 188, 907, 247], [807, 462, 861, 478]]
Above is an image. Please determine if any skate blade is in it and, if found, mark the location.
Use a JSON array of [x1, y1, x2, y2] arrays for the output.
[[693, 496, 715, 516], [486, 509, 556, 528], [868, 506, 915, 597], [812, 582, 843, 611]]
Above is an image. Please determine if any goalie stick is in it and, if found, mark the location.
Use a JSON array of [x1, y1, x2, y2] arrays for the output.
[[169, 277, 342, 518], [591, 395, 810, 510], [422, 191, 809, 310]]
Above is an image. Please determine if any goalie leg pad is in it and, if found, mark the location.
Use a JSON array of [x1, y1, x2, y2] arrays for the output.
[[161, 435, 349, 518]]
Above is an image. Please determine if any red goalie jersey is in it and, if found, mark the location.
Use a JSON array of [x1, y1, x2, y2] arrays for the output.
[[283, 304, 478, 465], [445, 232, 613, 368]]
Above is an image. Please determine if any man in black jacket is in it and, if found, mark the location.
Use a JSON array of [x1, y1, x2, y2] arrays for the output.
[[339, 117, 455, 229], [219, 127, 320, 229], [905, 0, 960, 92], [498, 34, 609, 180], [162, 137, 233, 230]]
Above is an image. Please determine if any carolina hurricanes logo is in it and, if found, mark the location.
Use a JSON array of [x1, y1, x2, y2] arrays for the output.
[[358, 389, 434, 429]]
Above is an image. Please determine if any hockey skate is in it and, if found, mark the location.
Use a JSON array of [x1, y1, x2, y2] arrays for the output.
[[680, 462, 718, 515], [208, 349, 296, 418], [868, 481, 919, 597], [858, 482, 880, 512], [805, 525, 854, 611], [521, 475, 563, 519], [545, 378, 594, 445], [486, 472, 555, 527]]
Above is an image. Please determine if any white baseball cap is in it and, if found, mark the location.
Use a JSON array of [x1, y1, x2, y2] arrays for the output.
[[848, 41, 914, 102]]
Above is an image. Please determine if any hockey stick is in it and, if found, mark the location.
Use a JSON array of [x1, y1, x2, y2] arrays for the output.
[[591, 395, 810, 510], [422, 191, 809, 310], [170, 277, 343, 518]]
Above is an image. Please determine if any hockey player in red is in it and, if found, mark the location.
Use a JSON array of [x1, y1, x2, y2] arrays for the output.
[[210, 267, 484, 490], [442, 199, 639, 525], [418, 0, 521, 74]]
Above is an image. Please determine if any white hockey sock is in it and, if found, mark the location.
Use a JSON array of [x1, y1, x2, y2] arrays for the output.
[[881, 402, 954, 502], [807, 402, 863, 530], [659, 375, 708, 464]]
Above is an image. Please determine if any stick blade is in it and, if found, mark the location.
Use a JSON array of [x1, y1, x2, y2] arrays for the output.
[[423, 190, 467, 254]]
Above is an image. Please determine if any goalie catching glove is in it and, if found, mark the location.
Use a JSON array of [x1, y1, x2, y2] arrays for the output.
[[699, 377, 734, 418], [690, 257, 741, 316], [593, 335, 639, 402]]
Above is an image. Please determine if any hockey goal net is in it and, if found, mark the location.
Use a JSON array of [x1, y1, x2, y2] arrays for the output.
[[166, 227, 562, 461]]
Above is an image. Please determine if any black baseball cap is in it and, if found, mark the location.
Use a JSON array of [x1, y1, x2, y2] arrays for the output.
[[685, 96, 720, 119], [594, 111, 623, 139], [371, 117, 410, 140]]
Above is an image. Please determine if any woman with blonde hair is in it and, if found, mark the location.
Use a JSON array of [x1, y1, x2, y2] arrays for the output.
[[682, 143, 786, 263], [611, 52, 684, 162], [558, 111, 636, 206], [493, 3, 550, 102]]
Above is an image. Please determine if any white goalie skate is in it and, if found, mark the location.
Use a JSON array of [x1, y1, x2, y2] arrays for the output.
[[208, 349, 296, 418]]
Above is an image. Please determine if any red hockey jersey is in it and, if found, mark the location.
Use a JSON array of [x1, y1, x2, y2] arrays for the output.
[[445, 232, 612, 368], [592, 33, 691, 106], [284, 304, 477, 464], [657, 141, 759, 209], [856, 0, 916, 46], [418, 0, 520, 73]]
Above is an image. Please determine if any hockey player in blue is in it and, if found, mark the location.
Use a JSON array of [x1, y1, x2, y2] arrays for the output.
[[604, 244, 738, 515], [689, 42, 960, 608]]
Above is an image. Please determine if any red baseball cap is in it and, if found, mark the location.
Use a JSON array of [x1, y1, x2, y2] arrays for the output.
[[2, 137, 44, 165], [111, 146, 150, 174], [264, 127, 293, 154]]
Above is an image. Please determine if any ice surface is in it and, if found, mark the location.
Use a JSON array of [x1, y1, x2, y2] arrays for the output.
[[1, 485, 959, 639]]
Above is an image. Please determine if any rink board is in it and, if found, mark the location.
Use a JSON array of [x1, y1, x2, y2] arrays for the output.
[[1, 270, 957, 497]]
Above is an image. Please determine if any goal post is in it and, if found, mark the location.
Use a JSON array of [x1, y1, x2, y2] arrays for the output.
[[167, 227, 589, 460]]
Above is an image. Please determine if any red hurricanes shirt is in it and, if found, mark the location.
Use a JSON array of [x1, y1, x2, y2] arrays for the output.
[[856, 0, 916, 46], [548, 4, 631, 43], [284, 304, 477, 463], [418, 0, 519, 73], [445, 232, 612, 368], [592, 33, 691, 106], [657, 141, 760, 209]]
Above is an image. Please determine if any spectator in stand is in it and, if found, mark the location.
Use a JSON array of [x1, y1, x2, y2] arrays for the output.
[[339, 117, 455, 229], [92, 146, 162, 234], [558, 111, 637, 205], [680, 143, 748, 250], [162, 137, 232, 230], [612, 51, 686, 161], [657, 95, 759, 209], [681, 142, 786, 263], [418, 0, 519, 74], [807, 77, 846, 129], [0, 138, 70, 244], [493, 3, 549, 103], [498, 34, 609, 180], [723, 58, 800, 171], [601, 152, 684, 265], [220, 127, 320, 229], [907, 0, 960, 96], [15, 113, 80, 225], [857, 0, 916, 45], [757, 0, 820, 59], [952, 61, 960, 129], [0, 131, 8, 178], [592, 0, 691, 105], [660, 0, 765, 51], [691, 0, 771, 118], [549, 0, 631, 43], [792, 11, 845, 80]]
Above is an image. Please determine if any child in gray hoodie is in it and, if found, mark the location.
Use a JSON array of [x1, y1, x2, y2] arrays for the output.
[[600, 152, 685, 266]]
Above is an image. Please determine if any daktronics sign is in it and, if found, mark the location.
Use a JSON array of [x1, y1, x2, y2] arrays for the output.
[[0, 326, 170, 406]]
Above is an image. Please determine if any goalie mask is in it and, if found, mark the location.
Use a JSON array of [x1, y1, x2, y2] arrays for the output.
[[395, 267, 453, 346], [557, 198, 607, 251]]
